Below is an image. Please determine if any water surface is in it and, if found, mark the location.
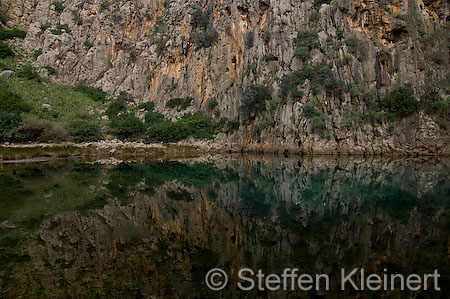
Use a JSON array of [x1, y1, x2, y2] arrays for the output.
[[0, 156, 449, 298]]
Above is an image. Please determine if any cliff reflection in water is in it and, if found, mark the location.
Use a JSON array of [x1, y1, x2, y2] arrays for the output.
[[0, 156, 449, 298]]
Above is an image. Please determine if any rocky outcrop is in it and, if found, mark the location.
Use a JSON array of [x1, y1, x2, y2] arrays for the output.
[[1, 0, 449, 155]]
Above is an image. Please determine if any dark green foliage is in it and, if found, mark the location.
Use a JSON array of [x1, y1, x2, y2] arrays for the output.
[[422, 92, 450, 121], [16, 64, 41, 82], [345, 36, 366, 56], [39, 23, 51, 35], [381, 84, 420, 118], [0, 111, 21, 138], [0, 81, 28, 140], [166, 96, 193, 111], [240, 84, 272, 121], [99, 2, 109, 13], [245, 31, 254, 48], [190, 6, 218, 50], [146, 111, 216, 142], [52, 1, 65, 14], [166, 188, 193, 201], [293, 31, 319, 60], [18, 117, 68, 142], [190, 27, 218, 50], [74, 83, 107, 102], [33, 48, 43, 59], [302, 102, 327, 134], [68, 118, 102, 142], [294, 46, 309, 60], [51, 24, 71, 35], [137, 102, 155, 111], [263, 31, 271, 45], [224, 119, 239, 134], [0, 40, 14, 58], [314, 0, 331, 6], [336, 28, 345, 39], [279, 64, 343, 101], [144, 111, 165, 125], [0, 26, 27, 40], [0, 86, 30, 114], [0, 14, 7, 25], [110, 114, 145, 140], [191, 6, 210, 29], [206, 97, 218, 111], [43, 66, 56, 75], [71, 10, 83, 25], [263, 54, 278, 61]]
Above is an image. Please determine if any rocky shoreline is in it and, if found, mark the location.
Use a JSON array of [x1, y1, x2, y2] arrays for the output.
[[1, 136, 450, 161]]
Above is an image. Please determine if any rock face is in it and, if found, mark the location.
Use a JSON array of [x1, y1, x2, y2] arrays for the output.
[[1, 0, 449, 154]]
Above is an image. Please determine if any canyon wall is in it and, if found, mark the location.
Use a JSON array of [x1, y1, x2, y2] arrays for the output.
[[1, 0, 449, 154]]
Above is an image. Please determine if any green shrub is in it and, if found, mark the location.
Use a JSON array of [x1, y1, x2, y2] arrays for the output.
[[0, 86, 30, 113], [137, 102, 155, 111], [302, 102, 327, 134], [145, 111, 165, 125], [293, 31, 319, 60], [0, 40, 14, 58], [224, 119, 239, 134], [346, 36, 366, 56], [0, 26, 27, 40], [279, 64, 343, 101], [33, 48, 43, 59], [263, 31, 271, 45], [245, 31, 254, 48], [146, 111, 216, 142], [74, 83, 107, 102], [16, 64, 41, 82], [191, 5, 210, 29], [206, 97, 218, 111], [191, 26, 218, 50], [52, 1, 65, 14], [99, 2, 109, 13], [240, 84, 272, 121], [263, 54, 278, 61], [110, 114, 145, 140], [178, 112, 216, 139], [303, 102, 320, 118], [166, 96, 193, 111], [0, 14, 7, 25], [314, 0, 331, 6], [51, 24, 71, 35], [336, 28, 345, 39], [18, 116, 68, 142], [71, 10, 83, 25], [43, 66, 56, 75], [0, 111, 21, 140], [39, 23, 51, 35], [381, 84, 419, 118], [294, 46, 309, 60], [68, 118, 102, 142], [106, 98, 127, 118]]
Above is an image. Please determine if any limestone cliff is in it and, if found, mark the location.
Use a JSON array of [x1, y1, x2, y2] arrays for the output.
[[1, 0, 449, 154]]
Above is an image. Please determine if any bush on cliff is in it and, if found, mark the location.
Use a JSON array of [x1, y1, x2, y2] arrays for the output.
[[240, 84, 272, 122], [381, 84, 420, 118]]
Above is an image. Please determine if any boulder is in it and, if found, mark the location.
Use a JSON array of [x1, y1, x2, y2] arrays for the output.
[[42, 104, 52, 111], [0, 70, 15, 79]]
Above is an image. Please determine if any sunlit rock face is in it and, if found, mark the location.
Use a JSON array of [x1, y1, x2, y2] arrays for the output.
[[0, 156, 449, 297], [1, 0, 449, 154]]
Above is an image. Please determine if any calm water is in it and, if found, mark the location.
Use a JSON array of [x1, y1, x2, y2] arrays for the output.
[[0, 156, 449, 298]]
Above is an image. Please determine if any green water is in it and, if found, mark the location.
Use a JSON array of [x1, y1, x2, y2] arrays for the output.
[[0, 156, 449, 298]]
